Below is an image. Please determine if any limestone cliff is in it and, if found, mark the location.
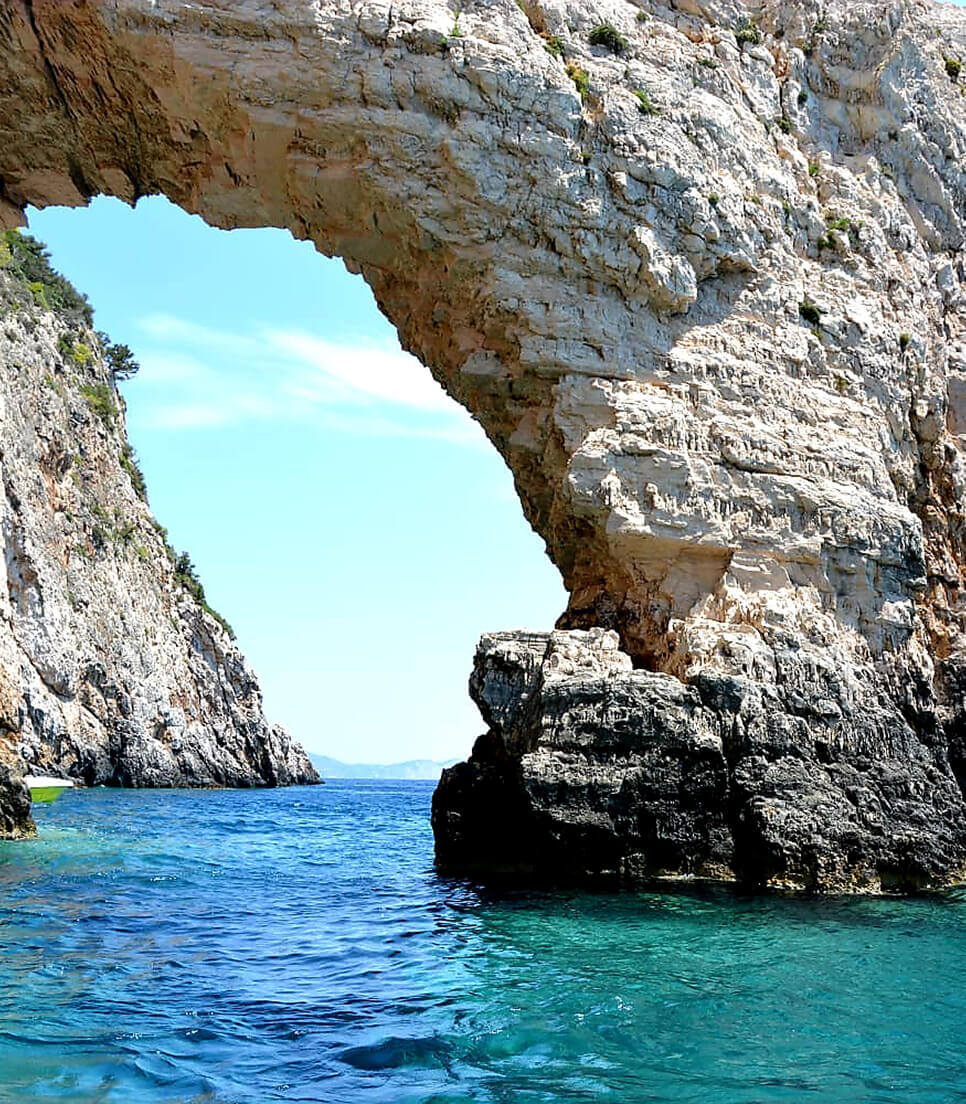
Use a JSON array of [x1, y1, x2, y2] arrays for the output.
[[0, 0, 965, 888], [0, 233, 317, 837]]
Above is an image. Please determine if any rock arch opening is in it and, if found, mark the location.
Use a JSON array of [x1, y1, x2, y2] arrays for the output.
[[26, 193, 567, 765], [4, 0, 966, 890], [0, 0, 737, 670]]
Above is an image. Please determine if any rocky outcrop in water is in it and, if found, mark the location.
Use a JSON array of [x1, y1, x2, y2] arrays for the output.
[[0, 234, 317, 837], [433, 630, 966, 891], [0, 755, 33, 839], [0, 0, 965, 885]]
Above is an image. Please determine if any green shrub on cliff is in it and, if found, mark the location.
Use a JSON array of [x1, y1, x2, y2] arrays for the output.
[[96, 332, 140, 381], [27, 281, 50, 310], [72, 342, 93, 366], [3, 234, 142, 386], [799, 298, 824, 326], [120, 443, 148, 502], [1, 231, 92, 325], [735, 18, 762, 46], [174, 551, 236, 639], [566, 62, 590, 100], [588, 23, 628, 54], [57, 333, 94, 367], [80, 382, 118, 429]]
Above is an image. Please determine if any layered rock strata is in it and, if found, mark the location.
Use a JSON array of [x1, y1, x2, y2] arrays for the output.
[[0, 240, 317, 837], [0, 0, 965, 885]]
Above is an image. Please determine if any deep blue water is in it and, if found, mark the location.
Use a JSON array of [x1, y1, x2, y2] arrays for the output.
[[1, 782, 965, 1103]]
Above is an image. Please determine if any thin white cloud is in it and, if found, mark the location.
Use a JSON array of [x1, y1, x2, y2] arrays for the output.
[[126, 315, 484, 446], [147, 403, 233, 430], [268, 331, 455, 412]]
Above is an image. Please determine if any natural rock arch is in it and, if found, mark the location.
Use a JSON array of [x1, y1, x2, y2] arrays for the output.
[[4, 0, 966, 890]]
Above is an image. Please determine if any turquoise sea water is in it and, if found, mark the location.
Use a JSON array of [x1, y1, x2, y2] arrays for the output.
[[1, 782, 965, 1103]]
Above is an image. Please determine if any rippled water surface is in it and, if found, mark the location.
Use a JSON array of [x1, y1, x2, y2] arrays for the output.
[[1, 782, 966, 1102]]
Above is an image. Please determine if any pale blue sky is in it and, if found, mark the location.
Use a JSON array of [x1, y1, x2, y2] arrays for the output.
[[28, 197, 566, 763]]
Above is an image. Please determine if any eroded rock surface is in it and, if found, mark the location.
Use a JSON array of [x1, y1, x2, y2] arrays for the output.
[[433, 630, 965, 891], [0, 749, 32, 839], [0, 0, 965, 884], [0, 240, 317, 838]]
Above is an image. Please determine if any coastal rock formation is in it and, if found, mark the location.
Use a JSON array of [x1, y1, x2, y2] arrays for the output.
[[433, 630, 965, 891], [0, 237, 317, 837], [0, 0, 965, 886], [0, 753, 33, 839]]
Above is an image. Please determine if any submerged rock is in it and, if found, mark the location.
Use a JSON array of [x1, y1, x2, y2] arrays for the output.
[[0, 236, 317, 837]]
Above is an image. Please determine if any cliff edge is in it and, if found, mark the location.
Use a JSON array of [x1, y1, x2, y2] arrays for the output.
[[0, 232, 317, 836]]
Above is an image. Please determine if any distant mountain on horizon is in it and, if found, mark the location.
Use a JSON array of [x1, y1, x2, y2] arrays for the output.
[[309, 754, 460, 780]]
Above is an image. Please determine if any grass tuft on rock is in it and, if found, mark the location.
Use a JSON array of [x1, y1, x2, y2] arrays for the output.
[[735, 18, 762, 46], [799, 298, 824, 326], [633, 88, 659, 115], [588, 23, 628, 54]]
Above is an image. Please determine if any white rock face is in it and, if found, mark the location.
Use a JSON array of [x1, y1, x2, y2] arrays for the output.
[[0, 256, 317, 817], [1, 0, 965, 884]]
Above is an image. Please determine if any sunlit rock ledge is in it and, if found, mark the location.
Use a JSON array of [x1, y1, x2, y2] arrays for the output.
[[1, 0, 966, 885]]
